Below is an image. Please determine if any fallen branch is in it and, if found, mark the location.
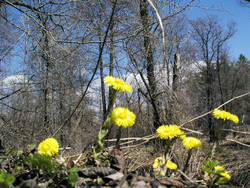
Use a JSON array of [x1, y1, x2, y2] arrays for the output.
[[226, 138, 250, 148], [222, 129, 250, 135]]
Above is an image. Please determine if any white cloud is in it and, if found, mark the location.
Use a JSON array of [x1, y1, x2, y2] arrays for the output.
[[1, 75, 29, 91]]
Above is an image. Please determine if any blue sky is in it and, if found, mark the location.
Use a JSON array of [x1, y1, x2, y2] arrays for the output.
[[186, 0, 250, 61]]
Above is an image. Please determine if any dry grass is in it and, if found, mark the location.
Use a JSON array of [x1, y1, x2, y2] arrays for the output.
[[119, 129, 250, 187]]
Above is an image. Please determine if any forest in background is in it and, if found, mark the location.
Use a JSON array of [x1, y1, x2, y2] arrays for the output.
[[0, 0, 249, 156]]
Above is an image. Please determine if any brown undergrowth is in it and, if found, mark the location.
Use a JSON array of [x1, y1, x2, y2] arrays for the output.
[[0, 125, 249, 187], [121, 131, 249, 187]]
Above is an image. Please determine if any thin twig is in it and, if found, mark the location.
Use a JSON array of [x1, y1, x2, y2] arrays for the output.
[[222, 129, 250, 135], [217, 92, 250, 109], [147, 0, 166, 65], [129, 150, 163, 172], [120, 134, 158, 150], [74, 153, 83, 164], [180, 127, 204, 135], [120, 138, 154, 150], [226, 138, 250, 148], [180, 92, 250, 127], [177, 169, 195, 184], [105, 134, 156, 142]]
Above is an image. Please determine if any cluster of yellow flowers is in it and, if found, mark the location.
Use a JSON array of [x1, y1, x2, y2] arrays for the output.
[[214, 165, 231, 180], [156, 124, 202, 149], [213, 108, 239, 124], [36, 76, 235, 183], [105, 76, 136, 128], [152, 157, 177, 170], [154, 124, 202, 172], [37, 76, 135, 158]]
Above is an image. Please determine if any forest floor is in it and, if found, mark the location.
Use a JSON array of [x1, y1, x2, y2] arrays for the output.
[[1, 134, 249, 187]]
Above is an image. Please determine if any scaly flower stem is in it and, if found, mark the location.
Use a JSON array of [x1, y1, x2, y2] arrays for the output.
[[93, 89, 118, 159], [208, 120, 227, 159], [116, 126, 122, 149], [183, 149, 192, 173], [93, 117, 111, 159], [162, 139, 175, 175], [106, 89, 117, 120]]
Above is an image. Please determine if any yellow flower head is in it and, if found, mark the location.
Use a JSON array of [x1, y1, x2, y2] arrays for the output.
[[214, 165, 231, 180], [104, 76, 132, 93], [156, 124, 185, 140], [182, 137, 202, 149], [38, 138, 59, 157], [166, 160, 177, 170], [111, 107, 136, 128], [152, 157, 177, 170], [213, 108, 239, 124], [153, 157, 165, 169]]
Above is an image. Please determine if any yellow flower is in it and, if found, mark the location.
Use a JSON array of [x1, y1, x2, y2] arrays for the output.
[[182, 137, 202, 149], [152, 157, 177, 170], [104, 76, 132, 93], [152, 163, 159, 169], [214, 165, 231, 180], [38, 138, 59, 157], [156, 125, 185, 140], [153, 157, 165, 169], [166, 160, 177, 170], [213, 108, 239, 124], [111, 107, 136, 128]]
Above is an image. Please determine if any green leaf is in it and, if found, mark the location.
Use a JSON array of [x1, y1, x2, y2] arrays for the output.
[[17, 166, 22, 171], [67, 167, 80, 174], [201, 166, 211, 174], [203, 160, 209, 166], [0, 170, 15, 186], [5, 147, 15, 155], [210, 160, 219, 168], [17, 150, 24, 158], [68, 173, 78, 186], [27, 154, 55, 171], [0, 170, 6, 182], [216, 177, 229, 184], [27, 144, 37, 151], [214, 169, 225, 175], [98, 155, 106, 160], [205, 159, 218, 168], [5, 174, 15, 186]]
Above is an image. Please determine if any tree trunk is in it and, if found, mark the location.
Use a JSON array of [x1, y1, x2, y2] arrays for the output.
[[99, 26, 106, 122], [140, 0, 160, 129], [43, 29, 51, 131], [108, 18, 114, 116], [173, 53, 180, 92], [206, 63, 214, 142]]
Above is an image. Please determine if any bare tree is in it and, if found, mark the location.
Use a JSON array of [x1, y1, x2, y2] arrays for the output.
[[190, 15, 236, 141]]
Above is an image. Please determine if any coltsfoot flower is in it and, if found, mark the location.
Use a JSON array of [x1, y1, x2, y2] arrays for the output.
[[104, 76, 132, 93], [156, 124, 185, 140], [166, 160, 177, 170], [182, 137, 202, 149], [153, 157, 165, 169], [214, 165, 231, 180], [152, 157, 177, 170], [213, 108, 239, 124], [38, 138, 59, 156], [111, 107, 136, 128]]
